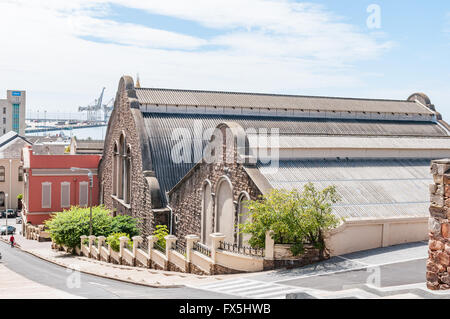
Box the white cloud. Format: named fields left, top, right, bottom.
left=0, top=0, right=394, bottom=113
left=68, top=15, right=207, bottom=50
left=445, top=12, right=450, bottom=33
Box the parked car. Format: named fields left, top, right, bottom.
left=0, top=225, right=15, bottom=235
left=3, top=209, right=16, bottom=218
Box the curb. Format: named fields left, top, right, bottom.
left=0, top=238, right=186, bottom=289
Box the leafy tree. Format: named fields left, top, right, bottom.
left=110, top=214, right=140, bottom=237
left=239, top=183, right=342, bottom=257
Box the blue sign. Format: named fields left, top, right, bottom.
left=12, top=91, right=21, bottom=96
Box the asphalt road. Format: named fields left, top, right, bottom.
left=0, top=241, right=238, bottom=299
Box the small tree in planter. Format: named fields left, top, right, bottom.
left=17, top=193, right=23, bottom=211
left=239, top=183, right=342, bottom=258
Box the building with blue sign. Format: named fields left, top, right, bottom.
left=0, top=90, right=26, bottom=136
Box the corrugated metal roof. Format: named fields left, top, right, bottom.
left=142, top=113, right=446, bottom=206
left=136, top=88, right=433, bottom=115
left=247, top=135, right=450, bottom=150
left=257, top=159, right=431, bottom=219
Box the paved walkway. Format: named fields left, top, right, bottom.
left=0, top=264, right=83, bottom=299
left=1, top=234, right=246, bottom=288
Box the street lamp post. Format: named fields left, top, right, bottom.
left=71, top=167, right=93, bottom=236
left=9, top=159, right=11, bottom=210
left=5, top=193, right=8, bottom=237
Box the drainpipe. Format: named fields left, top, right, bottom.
left=167, top=205, right=173, bottom=235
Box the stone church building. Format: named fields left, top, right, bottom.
left=100, top=75, right=450, bottom=254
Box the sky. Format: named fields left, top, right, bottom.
left=0, top=0, right=449, bottom=119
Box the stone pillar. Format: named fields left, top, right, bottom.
left=97, top=236, right=105, bottom=249
left=97, top=236, right=106, bottom=260
left=185, top=235, right=200, bottom=263
left=119, top=236, right=129, bottom=264
left=428, top=159, right=450, bottom=290
left=132, top=236, right=143, bottom=257
left=165, top=235, right=177, bottom=261
left=263, top=230, right=275, bottom=270
left=210, top=233, right=225, bottom=263
left=80, top=235, right=87, bottom=256
left=147, top=235, right=158, bottom=265
left=265, top=230, right=275, bottom=260
left=88, top=235, right=96, bottom=258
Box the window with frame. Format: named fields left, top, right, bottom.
left=12, top=104, right=19, bottom=133
left=113, top=143, right=118, bottom=196
left=79, top=181, right=89, bottom=207
left=61, top=182, right=70, bottom=208
left=125, top=146, right=131, bottom=204
left=18, top=166, right=23, bottom=182
left=0, top=166, right=5, bottom=182
left=118, top=135, right=125, bottom=199
left=42, top=182, right=51, bottom=208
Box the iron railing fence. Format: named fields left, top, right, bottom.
left=219, top=241, right=265, bottom=257
left=193, top=241, right=211, bottom=257
left=172, top=241, right=186, bottom=256
left=153, top=241, right=166, bottom=254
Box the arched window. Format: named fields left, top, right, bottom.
left=113, top=143, right=118, bottom=196
left=125, top=146, right=131, bottom=204
left=118, top=134, right=125, bottom=199
left=237, top=192, right=251, bottom=247
left=0, top=166, right=5, bottom=182
left=215, top=176, right=234, bottom=243
left=201, top=180, right=213, bottom=245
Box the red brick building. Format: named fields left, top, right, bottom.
left=21, top=145, right=101, bottom=226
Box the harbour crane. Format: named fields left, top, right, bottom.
left=78, top=87, right=114, bottom=123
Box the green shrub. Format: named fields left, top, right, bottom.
left=106, top=232, right=132, bottom=252
left=44, top=206, right=140, bottom=251
left=110, top=214, right=140, bottom=237
left=45, top=206, right=113, bottom=250
left=153, top=225, right=169, bottom=249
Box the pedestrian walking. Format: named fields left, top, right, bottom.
left=9, top=234, right=14, bottom=248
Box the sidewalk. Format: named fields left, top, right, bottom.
left=0, top=234, right=250, bottom=288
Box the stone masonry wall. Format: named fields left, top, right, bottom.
left=99, top=77, right=155, bottom=239
left=428, top=159, right=450, bottom=290
left=168, top=125, right=262, bottom=245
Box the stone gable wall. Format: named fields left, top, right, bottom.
left=99, top=77, right=155, bottom=238
left=428, top=159, right=450, bottom=290
left=169, top=126, right=263, bottom=245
